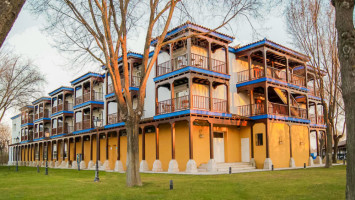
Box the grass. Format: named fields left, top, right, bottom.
left=0, top=165, right=346, bottom=200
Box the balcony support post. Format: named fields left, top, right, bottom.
left=208, top=40, right=212, bottom=71
left=117, top=130, right=120, bottom=160
left=287, top=90, right=291, bottom=117
left=74, top=112, right=76, bottom=132
left=90, top=135, right=93, bottom=161
left=315, top=102, right=319, bottom=124
left=81, top=136, right=84, bottom=161
left=155, top=125, right=159, bottom=160
left=313, top=75, right=316, bottom=96
left=209, top=122, right=214, bottom=159
left=306, top=95, right=309, bottom=119
left=62, top=139, right=65, bottom=161
left=90, top=78, right=93, bottom=101
left=226, top=83, right=230, bottom=113
left=155, top=86, right=159, bottom=114
left=250, top=89, right=254, bottom=116
left=142, top=127, right=145, bottom=160
left=188, top=119, right=193, bottom=160
left=96, top=133, right=100, bottom=163
left=67, top=139, right=70, bottom=163
left=209, top=80, right=213, bottom=111
left=263, top=48, right=267, bottom=78
left=130, top=61, right=134, bottom=87
left=82, top=110, right=84, bottom=130
left=171, top=82, right=175, bottom=112
left=51, top=142, right=54, bottom=161
left=171, top=122, right=176, bottom=160
left=73, top=138, right=76, bottom=161
left=248, top=53, right=252, bottom=80
left=304, top=62, right=308, bottom=87
left=105, top=132, right=108, bottom=160
left=225, top=44, right=229, bottom=74
left=315, top=130, right=319, bottom=156
left=264, top=84, right=269, bottom=114
left=90, top=106, right=92, bottom=129
left=286, top=57, right=290, bottom=83
left=187, top=37, right=192, bottom=66
left=169, top=43, right=174, bottom=70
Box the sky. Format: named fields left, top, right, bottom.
left=2, top=3, right=291, bottom=126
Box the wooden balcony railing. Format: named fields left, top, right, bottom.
left=51, top=128, right=57, bottom=135
left=212, top=98, right=227, bottom=113
left=290, top=73, right=306, bottom=87
left=108, top=113, right=119, bottom=124
left=309, top=87, right=320, bottom=97
left=269, top=102, right=289, bottom=116
left=75, top=92, right=103, bottom=105
left=83, top=119, right=91, bottom=130
left=39, top=110, right=50, bottom=118
left=156, top=95, right=227, bottom=115
left=75, top=122, right=82, bottom=131
left=236, top=104, right=266, bottom=116
left=267, top=67, right=287, bottom=82
left=156, top=53, right=226, bottom=76
left=318, top=115, right=325, bottom=124
left=237, top=67, right=265, bottom=83
left=290, top=106, right=307, bottom=119
left=65, top=124, right=74, bottom=133
left=192, top=95, right=210, bottom=110
left=310, top=114, right=316, bottom=124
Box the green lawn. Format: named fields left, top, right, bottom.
left=0, top=165, right=345, bottom=200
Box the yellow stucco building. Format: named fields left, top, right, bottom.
left=9, top=22, right=326, bottom=173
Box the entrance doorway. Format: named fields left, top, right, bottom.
left=241, top=138, right=250, bottom=162
left=213, top=132, right=225, bottom=162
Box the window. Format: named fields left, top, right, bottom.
left=256, top=133, right=263, bottom=146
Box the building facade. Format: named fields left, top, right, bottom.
left=9, top=22, right=326, bottom=172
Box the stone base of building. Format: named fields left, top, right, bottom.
left=314, top=156, right=323, bottom=165
left=168, top=159, right=179, bottom=173
left=308, top=157, right=314, bottom=166
left=289, top=157, right=296, bottom=168
left=207, top=159, right=217, bottom=172
left=55, top=161, right=61, bottom=168
left=102, top=160, right=110, bottom=170
left=49, top=161, right=55, bottom=168
left=114, top=160, right=124, bottom=172
left=250, top=158, right=256, bottom=167
left=88, top=160, right=95, bottom=169
left=185, top=159, right=198, bottom=173
left=139, top=160, right=149, bottom=172
left=71, top=161, right=78, bottom=169
left=152, top=160, right=163, bottom=172
left=263, top=158, right=273, bottom=170
left=80, top=161, right=86, bottom=169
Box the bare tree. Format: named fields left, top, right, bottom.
left=0, top=49, right=46, bottom=122
left=331, top=0, right=355, bottom=199
left=286, top=0, right=344, bottom=168
left=30, top=0, right=263, bottom=187
left=0, top=123, right=11, bottom=164
left=0, top=0, right=26, bottom=48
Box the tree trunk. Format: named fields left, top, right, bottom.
left=332, top=1, right=355, bottom=199
left=325, top=125, right=333, bottom=168
left=332, top=137, right=339, bottom=164
left=125, top=117, right=142, bottom=187
left=0, top=0, right=26, bottom=48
